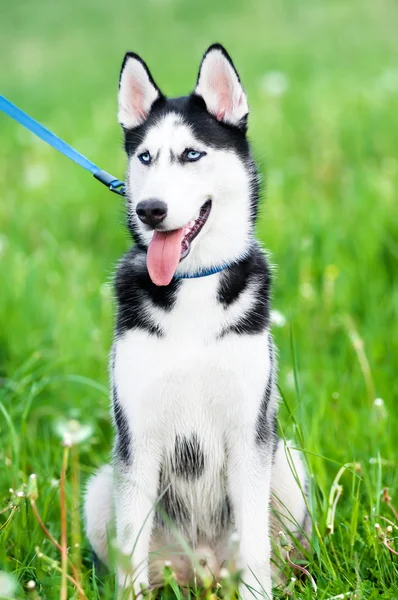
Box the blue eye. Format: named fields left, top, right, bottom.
left=185, top=149, right=203, bottom=162
left=138, top=151, right=151, bottom=165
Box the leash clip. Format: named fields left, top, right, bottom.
left=94, top=170, right=126, bottom=196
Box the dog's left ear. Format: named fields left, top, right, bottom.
left=194, top=44, right=248, bottom=130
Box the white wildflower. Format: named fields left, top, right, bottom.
left=260, top=71, right=289, bottom=97
left=219, top=567, right=230, bottom=579
left=55, top=419, right=93, bottom=446
left=270, top=309, right=286, bottom=328
left=0, top=571, right=16, bottom=596
left=373, top=397, right=387, bottom=420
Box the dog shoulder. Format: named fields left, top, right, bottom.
left=217, top=242, right=272, bottom=336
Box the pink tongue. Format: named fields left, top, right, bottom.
left=147, top=228, right=185, bottom=286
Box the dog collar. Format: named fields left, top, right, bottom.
left=174, top=263, right=230, bottom=279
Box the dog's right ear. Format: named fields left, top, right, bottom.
left=118, top=53, right=163, bottom=129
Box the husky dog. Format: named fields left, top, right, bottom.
left=84, top=44, right=310, bottom=599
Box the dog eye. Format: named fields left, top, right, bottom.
left=184, top=149, right=204, bottom=162
left=138, top=151, right=152, bottom=165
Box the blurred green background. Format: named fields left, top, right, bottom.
left=1, top=0, right=398, bottom=598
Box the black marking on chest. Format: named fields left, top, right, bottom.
left=112, top=385, right=132, bottom=464
left=211, top=494, right=233, bottom=530
left=255, top=335, right=277, bottom=447
left=156, top=472, right=190, bottom=526
left=171, top=434, right=205, bottom=480
left=218, top=244, right=271, bottom=337
left=115, top=247, right=180, bottom=337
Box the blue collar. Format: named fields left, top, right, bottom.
left=174, top=263, right=230, bottom=279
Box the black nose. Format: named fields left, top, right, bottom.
left=136, top=199, right=168, bottom=228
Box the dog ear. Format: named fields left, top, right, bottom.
left=118, top=53, right=163, bottom=129
left=194, top=44, right=248, bottom=130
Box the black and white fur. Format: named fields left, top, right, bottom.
left=84, top=44, right=310, bottom=599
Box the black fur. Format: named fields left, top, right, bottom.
left=255, top=336, right=276, bottom=446
left=213, top=494, right=233, bottom=530
left=218, top=243, right=271, bottom=337
left=172, top=434, right=205, bottom=480
left=115, top=246, right=181, bottom=338
left=113, top=387, right=132, bottom=464
left=156, top=475, right=190, bottom=526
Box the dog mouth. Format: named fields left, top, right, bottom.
left=146, top=200, right=212, bottom=286
left=180, top=200, right=212, bottom=260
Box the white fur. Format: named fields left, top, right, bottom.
left=86, top=436, right=308, bottom=597
left=127, top=113, right=254, bottom=274
left=113, top=276, right=273, bottom=595
left=85, top=275, right=309, bottom=598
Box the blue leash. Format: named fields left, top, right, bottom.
left=0, top=94, right=229, bottom=279
left=0, top=95, right=126, bottom=196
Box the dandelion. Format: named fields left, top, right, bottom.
left=0, top=571, right=16, bottom=597
left=260, top=71, right=289, bottom=97
left=55, top=419, right=93, bottom=446
left=219, top=567, right=230, bottom=579
left=270, top=309, right=286, bottom=328
left=373, top=397, right=387, bottom=420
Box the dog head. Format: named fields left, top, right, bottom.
left=118, top=44, right=259, bottom=286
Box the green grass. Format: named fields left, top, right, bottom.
left=1, top=0, right=398, bottom=597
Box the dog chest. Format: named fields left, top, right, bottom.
left=113, top=274, right=271, bottom=440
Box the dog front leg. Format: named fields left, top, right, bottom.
left=227, top=434, right=273, bottom=600
left=114, top=441, right=161, bottom=597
